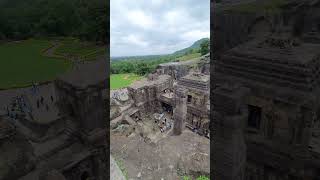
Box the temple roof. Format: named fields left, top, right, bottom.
left=181, top=73, right=210, bottom=83
left=215, top=37, right=320, bottom=93
left=226, top=39, right=320, bottom=66
left=129, top=75, right=171, bottom=90
left=178, top=73, right=210, bottom=91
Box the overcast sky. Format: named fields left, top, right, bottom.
left=110, top=0, right=210, bottom=57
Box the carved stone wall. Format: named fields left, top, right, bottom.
left=157, top=63, right=191, bottom=80
left=127, top=75, right=173, bottom=115
left=54, top=80, right=106, bottom=132
left=212, top=84, right=249, bottom=180
left=62, top=147, right=108, bottom=180
left=173, top=87, right=187, bottom=135
left=213, top=1, right=320, bottom=179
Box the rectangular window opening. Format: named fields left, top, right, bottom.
left=248, top=105, right=261, bottom=129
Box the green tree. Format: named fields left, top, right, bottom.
left=0, top=0, right=107, bottom=44
left=200, top=39, right=210, bottom=55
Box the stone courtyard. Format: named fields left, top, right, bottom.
left=110, top=54, right=210, bottom=179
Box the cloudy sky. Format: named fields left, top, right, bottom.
left=111, top=0, right=210, bottom=57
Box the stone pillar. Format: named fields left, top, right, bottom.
left=212, top=84, right=249, bottom=180
left=173, top=87, right=187, bottom=135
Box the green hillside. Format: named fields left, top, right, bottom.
left=173, top=38, right=209, bottom=55
left=111, top=38, right=209, bottom=77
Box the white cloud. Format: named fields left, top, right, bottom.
left=164, top=9, right=190, bottom=26
left=110, top=0, right=210, bottom=57
left=127, top=10, right=155, bottom=29
left=181, top=30, right=210, bottom=42
left=151, top=0, right=164, bottom=6
left=125, top=34, right=149, bottom=47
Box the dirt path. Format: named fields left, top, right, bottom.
left=43, top=41, right=62, bottom=58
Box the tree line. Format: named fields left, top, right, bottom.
left=0, top=0, right=108, bottom=44
left=111, top=55, right=181, bottom=75
left=111, top=39, right=210, bottom=76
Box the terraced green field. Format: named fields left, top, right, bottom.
left=110, top=73, right=142, bottom=89
left=0, top=38, right=106, bottom=89
left=0, top=39, right=71, bottom=89
left=54, top=37, right=107, bottom=61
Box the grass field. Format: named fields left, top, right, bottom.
left=111, top=73, right=142, bottom=89
left=54, top=37, right=107, bottom=61
left=0, top=37, right=107, bottom=89
left=176, top=53, right=201, bottom=61
left=0, top=39, right=71, bottom=89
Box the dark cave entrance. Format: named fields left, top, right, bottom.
left=162, top=102, right=173, bottom=115
left=80, top=171, right=90, bottom=180
left=67, top=103, right=75, bottom=117
left=248, top=105, right=261, bottom=130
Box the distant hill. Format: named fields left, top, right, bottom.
left=111, top=54, right=167, bottom=62
left=111, top=37, right=209, bottom=62
left=173, top=38, right=209, bottom=55
left=111, top=38, right=209, bottom=75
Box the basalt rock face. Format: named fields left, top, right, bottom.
left=110, top=99, right=121, bottom=120
left=0, top=120, right=35, bottom=180
left=212, top=85, right=248, bottom=180
left=0, top=59, right=109, bottom=180
left=128, top=75, right=173, bottom=114
left=212, top=1, right=320, bottom=179
left=157, top=61, right=197, bottom=80
left=213, top=0, right=320, bottom=57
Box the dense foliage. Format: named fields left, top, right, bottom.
left=0, top=0, right=108, bottom=44
left=200, top=39, right=210, bottom=55
left=111, top=38, right=209, bottom=76
left=111, top=54, right=182, bottom=75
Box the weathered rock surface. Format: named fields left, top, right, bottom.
left=212, top=0, right=320, bottom=179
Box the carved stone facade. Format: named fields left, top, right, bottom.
left=127, top=74, right=173, bottom=114
left=212, top=84, right=248, bottom=180
left=177, top=73, right=210, bottom=136
left=213, top=0, right=320, bottom=179
left=122, top=55, right=210, bottom=137
left=0, top=59, right=108, bottom=180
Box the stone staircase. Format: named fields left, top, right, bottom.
left=32, top=119, right=78, bottom=164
